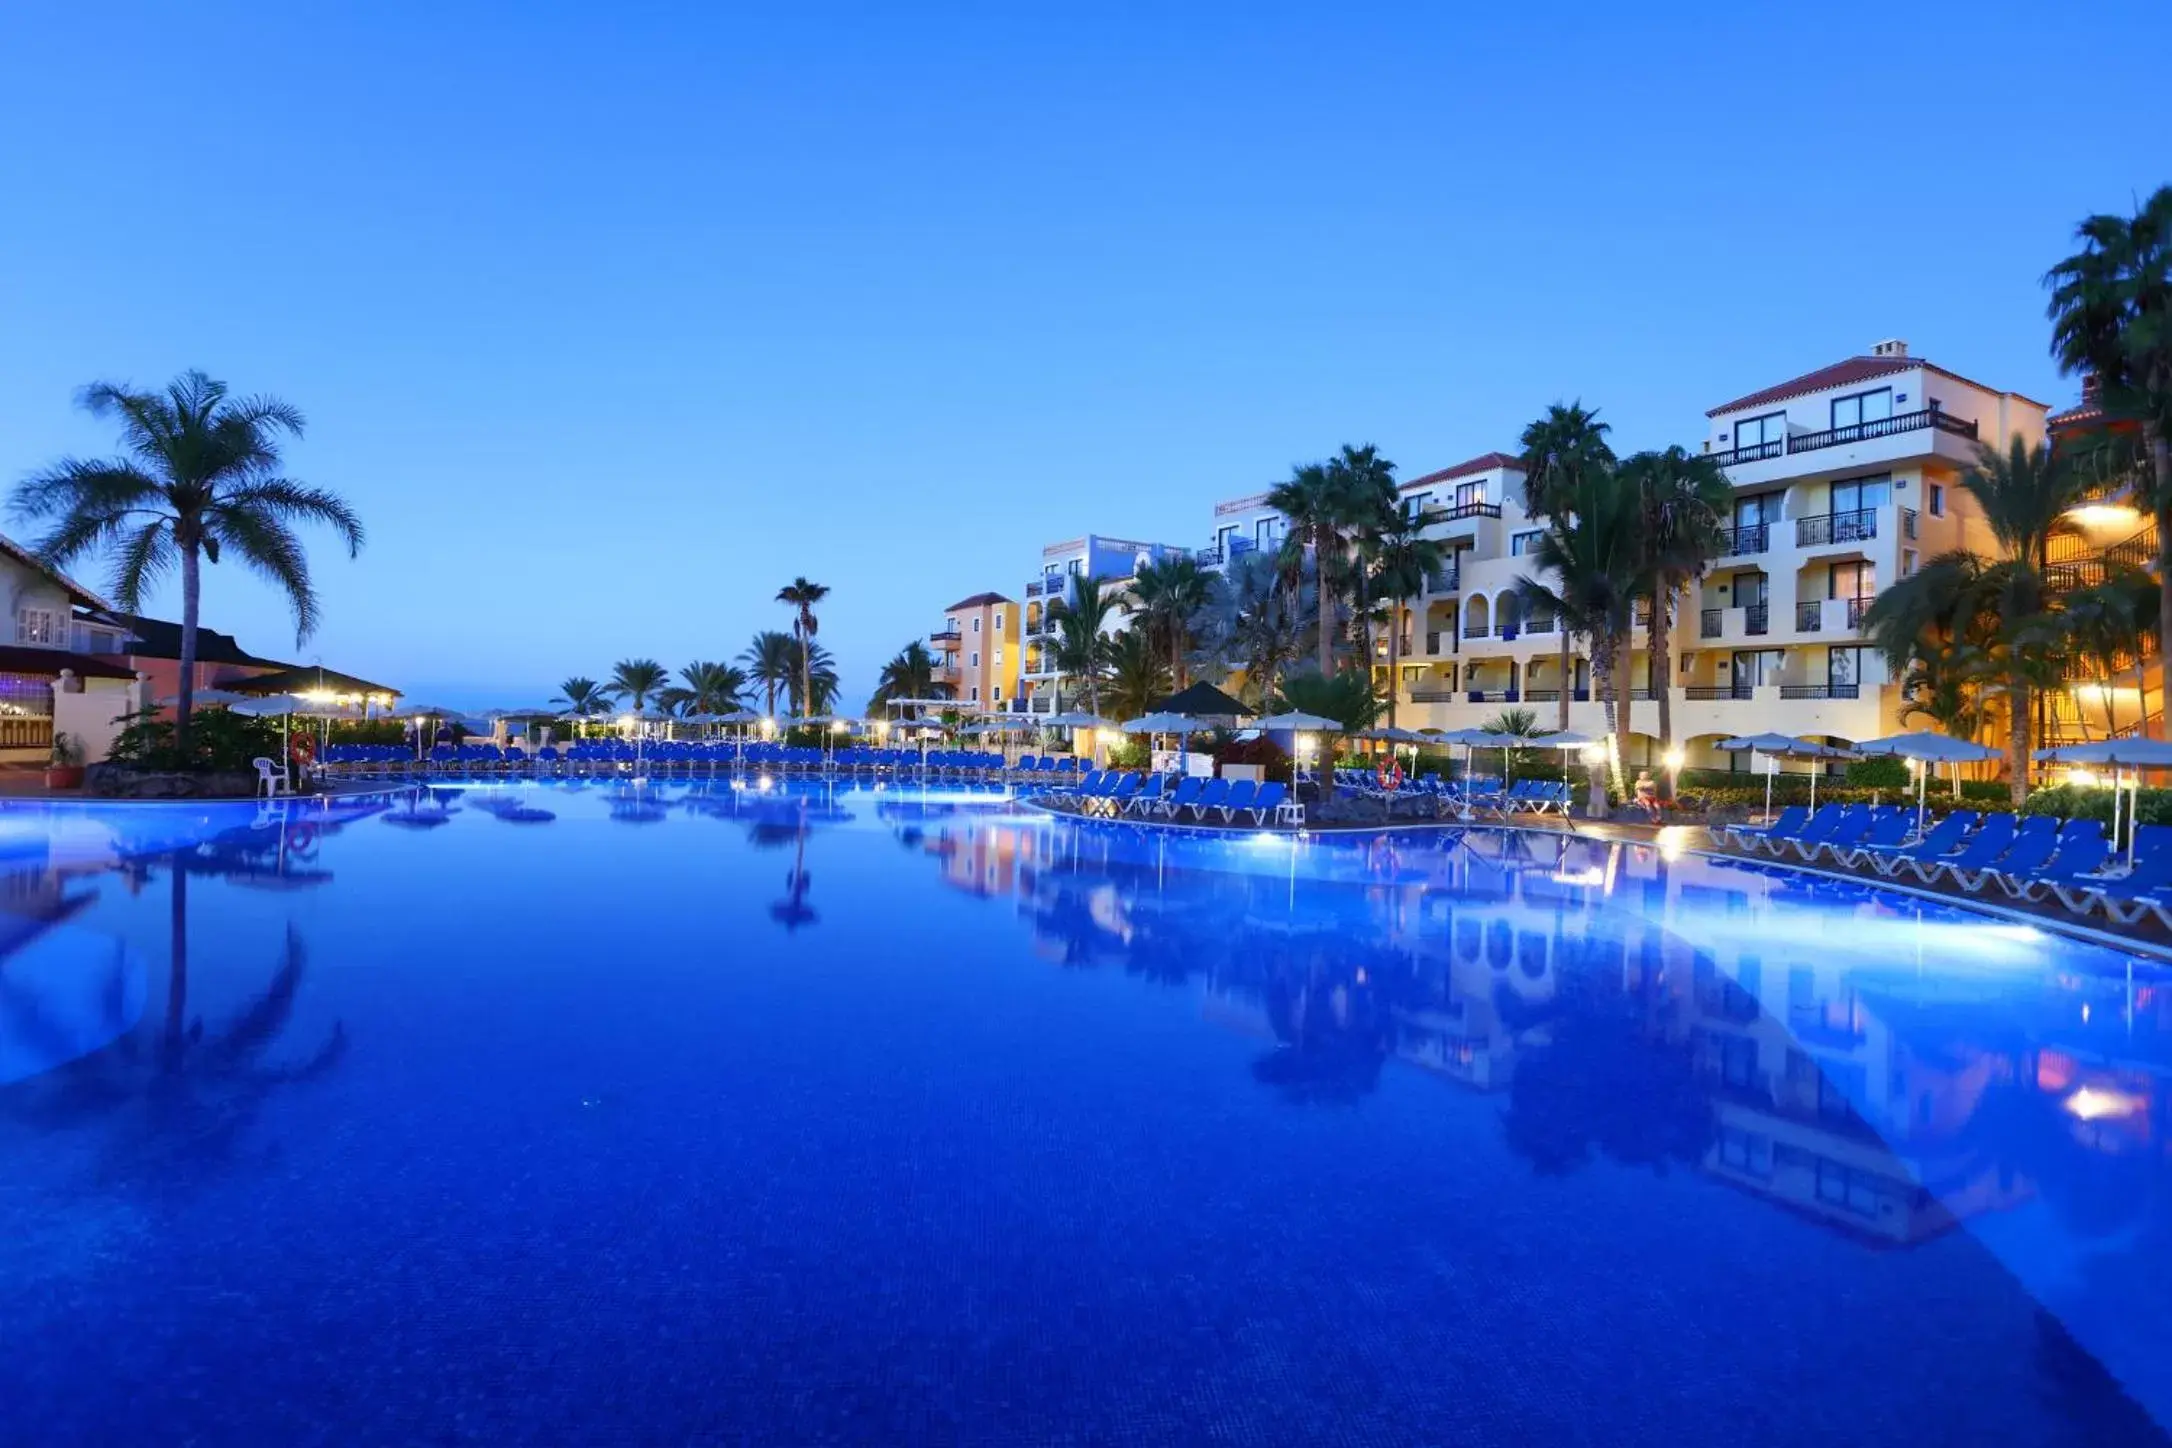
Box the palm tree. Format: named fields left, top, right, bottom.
left=1266, top=461, right=1343, bottom=675
left=787, top=638, right=839, bottom=716
left=1051, top=575, right=1119, bottom=719
left=606, top=658, right=669, bottom=715
left=1104, top=627, right=1173, bottom=723
left=1203, top=552, right=1308, bottom=707
left=1325, top=444, right=1401, bottom=670
left=740, top=630, right=797, bottom=716
left=870, top=640, right=945, bottom=716
left=1276, top=669, right=1380, bottom=734
left=1622, top=446, right=1731, bottom=775
left=1127, top=554, right=1214, bottom=688
left=2046, top=185, right=2172, bottom=729
left=1516, top=466, right=1641, bottom=815
left=1367, top=506, right=1447, bottom=729
left=553, top=676, right=611, bottom=722
left=1519, top=403, right=1617, bottom=730
left=2059, top=566, right=2160, bottom=737
left=11, top=370, right=364, bottom=752
left=659, top=660, right=748, bottom=718
left=776, top=578, right=831, bottom=719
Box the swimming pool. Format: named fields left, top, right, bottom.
left=3, top=781, right=2168, bottom=1446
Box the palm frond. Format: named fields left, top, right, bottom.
left=213, top=478, right=364, bottom=556
left=202, top=504, right=321, bottom=641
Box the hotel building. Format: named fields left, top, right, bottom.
left=931, top=592, right=1021, bottom=709
left=1016, top=534, right=1188, bottom=714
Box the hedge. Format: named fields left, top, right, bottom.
left=2019, top=785, right=2172, bottom=828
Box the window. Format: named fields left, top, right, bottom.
left=1454, top=481, right=1486, bottom=509
left=991, top=685, right=1002, bottom=701
left=1066, top=558, right=1083, bottom=576
left=1828, top=562, right=1873, bottom=599
left=969, top=652, right=980, bottom=668
left=1902, top=548, right=1917, bottom=576
left=1217, top=524, right=1239, bottom=554
left=1830, top=388, right=1893, bottom=430
left=994, top=649, right=1004, bottom=666
left=1403, top=492, right=1431, bottom=520
left=1510, top=530, right=1541, bottom=556
left=1732, top=411, right=1787, bottom=450
left=1256, top=518, right=1275, bottom=548
left=14, top=608, right=56, bottom=646
left=1928, top=482, right=1944, bottom=516
left=969, top=686, right=979, bottom=701
left=1734, top=494, right=1777, bottom=527
left=995, top=614, right=1004, bottom=632
left=1829, top=474, right=1890, bottom=515
left=1717, top=1127, right=1772, bottom=1178
left=1828, top=646, right=1863, bottom=687
left=971, top=617, right=981, bottom=634
left=1814, top=1159, right=1895, bottom=1220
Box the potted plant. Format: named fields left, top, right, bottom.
left=46, top=731, right=86, bottom=790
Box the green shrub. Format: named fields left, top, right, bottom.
left=105, top=707, right=287, bottom=773
left=1101, top=738, right=1148, bottom=770
left=327, top=719, right=408, bottom=745
left=2022, top=785, right=2172, bottom=827
left=1845, top=755, right=1910, bottom=789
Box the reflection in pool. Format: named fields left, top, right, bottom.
left=0, top=782, right=2167, bottom=1446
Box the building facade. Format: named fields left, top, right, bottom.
left=0, top=535, right=147, bottom=762
left=931, top=592, right=1020, bottom=709
left=1017, top=534, right=1187, bottom=713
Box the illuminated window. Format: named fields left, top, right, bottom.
left=14, top=609, right=56, bottom=646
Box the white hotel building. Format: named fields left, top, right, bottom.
left=1199, top=340, right=2055, bottom=768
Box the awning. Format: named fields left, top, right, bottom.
left=1155, top=681, right=1249, bottom=718
left=228, top=665, right=400, bottom=699
left=0, top=646, right=135, bottom=681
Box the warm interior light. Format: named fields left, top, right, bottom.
left=2067, top=503, right=2140, bottom=529
left=2065, top=1085, right=2144, bottom=1122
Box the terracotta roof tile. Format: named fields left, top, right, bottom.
left=1706, top=357, right=1917, bottom=417
left=1401, top=452, right=1523, bottom=490
left=944, top=591, right=1013, bottom=611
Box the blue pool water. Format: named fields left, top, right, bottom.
left=2, top=780, right=2169, bottom=1446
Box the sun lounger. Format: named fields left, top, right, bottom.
left=1904, top=814, right=2017, bottom=883
left=2007, top=826, right=2111, bottom=901
left=1214, top=778, right=1259, bottom=822
left=1719, top=805, right=1808, bottom=852
left=1157, top=776, right=1205, bottom=819
left=1863, top=811, right=1977, bottom=875
left=1824, top=808, right=1915, bottom=868
left=1186, top=777, right=1231, bottom=822
left=1944, top=827, right=2061, bottom=894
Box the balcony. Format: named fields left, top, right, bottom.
left=1710, top=407, right=1977, bottom=468
left=1685, top=685, right=1753, bottom=701
left=1846, top=595, right=1869, bottom=629
left=1779, top=684, right=1861, bottom=700
left=930, top=628, right=960, bottom=645
left=1796, top=510, right=1878, bottom=548
left=1745, top=603, right=1769, bottom=636
left=1425, top=630, right=1448, bottom=654
left=1631, top=602, right=1653, bottom=630
left=1408, top=688, right=1460, bottom=704
left=1526, top=614, right=1557, bottom=635
left=1465, top=622, right=1491, bottom=639
left=1426, top=566, right=1459, bottom=594
left=1440, top=501, right=1503, bottom=522
left=1700, top=608, right=1721, bottom=639
left=1720, top=523, right=1769, bottom=557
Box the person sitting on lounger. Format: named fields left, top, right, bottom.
left=1633, top=771, right=1661, bottom=823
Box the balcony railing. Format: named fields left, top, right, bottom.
left=1441, top=501, right=1503, bottom=522
left=1465, top=622, right=1491, bottom=638
left=1408, top=688, right=1460, bottom=703
left=1426, top=567, right=1459, bottom=593
left=930, top=629, right=960, bottom=644
left=1465, top=690, right=1517, bottom=703
left=1845, top=595, right=1869, bottom=628
left=1425, top=630, right=1447, bottom=654
left=1796, top=601, right=1822, bottom=632
left=1900, top=507, right=1918, bottom=540
left=1796, top=510, right=1878, bottom=548
left=1685, top=685, right=1753, bottom=701
left=1780, top=683, right=1861, bottom=700
left=1720, top=522, right=1769, bottom=557
left=1744, top=603, right=1769, bottom=635
left=1700, top=608, right=1721, bottom=639
left=1711, top=407, right=1978, bottom=468
left=1526, top=614, right=1557, bottom=634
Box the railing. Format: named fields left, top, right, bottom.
left=1900, top=507, right=1918, bottom=540
left=1685, top=685, right=1753, bottom=701
left=1629, top=687, right=1657, bottom=701
left=1796, top=601, right=1822, bottom=632
left=1466, top=690, right=1517, bottom=703
left=1780, top=683, right=1861, bottom=700
left=1426, top=567, right=1459, bottom=593
left=1709, top=439, right=1785, bottom=467
left=1465, top=622, right=1491, bottom=638
left=1524, top=688, right=1559, bottom=702
left=1700, top=608, right=1721, bottom=639
left=1720, top=522, right=1769, bottom=556
left=930, top=629, right=960, bottom=644
left=1796, top=509, right=1878, bottom=548
left=1526, top=614, right=1557, bottom=634
left=1846, top=595, right=1869, bottom=628
left=0, top=716, right=52, bottom=749
left=1744, top=603, right=1769, bottom=635
left=1408, top=688, right=1460, bottom=703
left=1025, top=580, right=1050, bottom=597
left=1631, top=602, right=1653, bottom=629
left=1441, top=501, right=1503, bottom=522
left=1785, top=407, right=1978, bottom=456
left=1425, top=630, right=1447, bottom=654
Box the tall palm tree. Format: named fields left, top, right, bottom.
left=11, top=370, right=364, bottom=752
left=1104, top=626, right=1173, bottom=723
left=1326, top=444, right=1401, bottom=670
left=1266, top=461, right=1343, bottom=675
left=1367, top=506, right=1447, bottom=729
left=740, top=630, right=798, bottom=717
left=2046, top=184, right=2172, bottom=731
left=787, top=638, right=839, bottom=716
left=1051, top=575, right=1119, bottom=719
left=1622, top=446, right=1731, bottom=773
left=1200, top=551, right=1307, bottom=707
left=1516, top=466, right=1642, bottom=815
left=1127, top=554, right=1214, bottom=688
left=553, top=676, right=611, bottom=720
left=776, top=578, right=831, bottom=719
left=1519, top=403, right=1617, bottom=730
left=606, top=658, right=669, bottom=715
left=870, top=639, right=945, bottom=716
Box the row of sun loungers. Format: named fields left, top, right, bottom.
left=1326, top=769, right=1573, bottom=816
left=317, top=743, right=1085, bottom=782
left=1043, top=772, right=1306, bottom=827
left=1714, top=802, right=2172, bottom=928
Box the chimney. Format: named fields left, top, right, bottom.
left=1871, top=338, right=1909, bottom=359
left=2081, top=374, right=2102, bottom=404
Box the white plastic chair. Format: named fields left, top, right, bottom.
left=252, top=756, right=291, bottom=798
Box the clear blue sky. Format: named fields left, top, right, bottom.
left=3, top=2, right=2166, bottom=710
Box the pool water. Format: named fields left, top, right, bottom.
left=2, top=781, right=2168, bottom=1446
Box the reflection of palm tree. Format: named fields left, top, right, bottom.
left=770, top=811, right=817, bottom=931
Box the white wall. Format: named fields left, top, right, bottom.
left=52, top=673, right=149, bottom=764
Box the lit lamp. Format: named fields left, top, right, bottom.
left=1580, top=743, right=1607, bottom=766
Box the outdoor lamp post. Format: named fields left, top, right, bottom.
left=1662, top=745, right=1685, bottom=797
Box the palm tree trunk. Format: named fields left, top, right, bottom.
left=176, top=540, right=202, bottom=756
left=2007, top=676, right=2030, bottom=807
left=798, top=619, right=812, bottom=719
left=1611, top=627, right=1633, bottom=810
left=1586, top=638, right=1615, bottom=817
left=1171, top=623, right=1185, bottom=692
left=1385, top=610, right=1401, bottom=730
left=2153, top=424, right=2171, bottom=739
left=1316, top=533, right=1334, bottom=676
left=1652, top=580, right=1675, bottom=798
left=1557, top=632, right=1571, bottom=732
